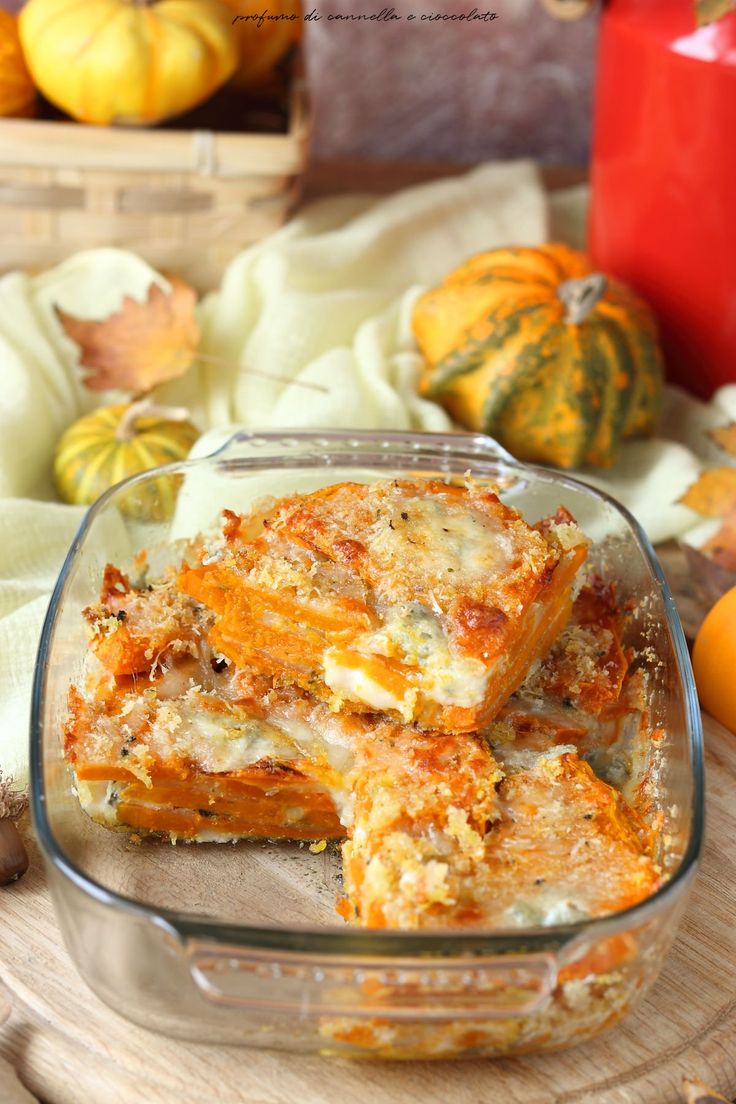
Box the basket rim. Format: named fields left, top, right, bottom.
left=0, top=55, right=309, bottom=178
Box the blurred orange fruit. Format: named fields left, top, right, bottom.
left=0, top=11, right=36, bottom=119
left=693, top=585, right=736, bottom=733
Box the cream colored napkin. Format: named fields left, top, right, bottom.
left=0, top=161, right=729, bottom=786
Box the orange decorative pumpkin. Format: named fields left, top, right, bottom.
left=18, top=0, right=238, bottom=126
left=0, top=12, right=36, bottom=119
left=413, top=244, right=664, bottom=470
left=222, top=0, right=301, bottom=88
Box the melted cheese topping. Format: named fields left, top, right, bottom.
left=73, top=677, right=364, bottom=772
left=323, top=655, right=411, bottom=716
left=325, top=604, right=490, bottom=711
left=341, top=740, right=661, bottom=932
left=472, top=747, right=661, bottom=928
left=365, top=492, right=520, bottom=604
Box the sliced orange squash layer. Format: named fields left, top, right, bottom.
left=178, top=481, right=588, bottom=732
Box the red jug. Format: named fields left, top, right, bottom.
left=589, top=0, right=736, bottom=398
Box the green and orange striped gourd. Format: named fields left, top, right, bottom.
left=54, top=401, right=200, bottom=519
left=412, top=244, right=664, bottom=469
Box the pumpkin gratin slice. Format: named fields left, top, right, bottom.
left=69, top=561, right=358, bottom=842
left=339, top=732, right=661, bottom=932
left=64, top=681, right=362, bottom=843
left=178, top=479, right=588, bottom=733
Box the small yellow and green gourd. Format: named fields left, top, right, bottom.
left=54, top=401, right=200, bottom=520
left=412, top=243, right=664, bottom=469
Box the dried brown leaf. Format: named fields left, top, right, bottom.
left=55, top=275, right=200, bottom=393
left=680, top=467, right=736, bottom=518
left=682, top=1075, right=731, bottom=1103
left=709, top=422, right=736, bottom=457
left=680, top=418, right=736, bottom=590
left=695, top=0, right=736, bottom=26
left=682, top=541, right=736, bottom=609
left=702, top=508, right=736, bottom=573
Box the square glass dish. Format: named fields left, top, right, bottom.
left=31, top=430, right=703, bottom=1059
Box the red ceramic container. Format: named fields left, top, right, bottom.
left=589, top=0, right=736, bottom=398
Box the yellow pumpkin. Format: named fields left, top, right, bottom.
left=18, top=0, right=238, bottom=126
left=0, top=12, right=36, bottom=118
left=54, top=402, right=200, bottom=520
left=413, top=244, right=664, bottom=470
left=222, top=0, right=301, bottom=88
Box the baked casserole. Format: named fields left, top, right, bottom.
left=63, top=476, right=661, bottom=938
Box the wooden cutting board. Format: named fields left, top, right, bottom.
left=0, top=711, right=734, bottom=1104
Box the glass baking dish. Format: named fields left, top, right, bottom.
left=30, top=430, right=703, bottom=1059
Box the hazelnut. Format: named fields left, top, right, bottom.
left=0, top=820, right=29, bottom=886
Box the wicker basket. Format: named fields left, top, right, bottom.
left=0, top=73, right=309, bottom=291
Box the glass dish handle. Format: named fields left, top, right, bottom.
left=205, top=428, right=517, bottom=467
left=185, top=941, right=557, bottom=1021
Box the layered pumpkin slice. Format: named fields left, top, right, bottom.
left=67, top=561, right=359, bottom=841
left=64, top=680, right=359, bottom=842
left=498, top=574, right=635, bottom=753
left=339, top=726, right=504, bottom=928
left=326, top=730, right=662, bottom=1061
left=338, top=575, right=660, bottom=931
left=340, top=734, right=661, bottom=932
left=178, top=479, right=588, bottom=733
